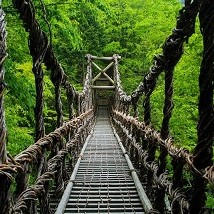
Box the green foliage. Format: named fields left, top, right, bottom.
left=206, top=188, right=214, bottom=210
left=5, top=104, right=34, bottom=156
left=4, top=61, right=35, bottom=155
left=150, top=19, right=202, bottom=150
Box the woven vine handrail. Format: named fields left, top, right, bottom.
left=12, top=109, right=94, bottom=213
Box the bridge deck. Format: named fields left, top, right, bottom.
left=56, top=107, right=145, bottom=213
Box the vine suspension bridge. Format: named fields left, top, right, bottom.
left=0, top=1, right=213, bottom=214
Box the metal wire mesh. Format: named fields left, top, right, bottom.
left=64, top=107, right=144, bottom=213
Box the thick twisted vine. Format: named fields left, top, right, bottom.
left=189, top=1, right=214, bottom=213
left=131, top=0, right=202, bottom=103
left=78, top=56, right=93, bottom=114
left=156, top=68, right=174, bottom=212
left=11, top=1, right=78, bottom=194
left=113, top=54, right=131, bottom=113
left=0, top=6, right=11, bottom=213
left=13, top=0, right=48, bottom=140
left=13, top=0, right=77, bottom=129
left=0, top=5, right=7, bottom=165
left=131, top=0, right=202, bottom=132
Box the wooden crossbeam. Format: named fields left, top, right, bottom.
left=92, top=61, right=115, bottom=85
left=92, top=61, right=102, bottom=71
left=91, top=85, right=115, bottom=89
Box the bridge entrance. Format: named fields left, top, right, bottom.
left=86, top=55, right=119, bottom=106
